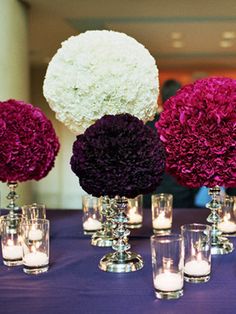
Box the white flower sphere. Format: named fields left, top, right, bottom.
left=43, top=30, right=159, bottom=134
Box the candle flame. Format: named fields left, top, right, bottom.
left=223, top=213, right=231, bottom=222
left=7, top=239, right=14, bottom=246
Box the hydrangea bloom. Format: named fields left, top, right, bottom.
left=71, top=113, right=165, bottom=198
left=156, top=77, right=236, bottom=188
left=43, top=30, right=159, bottom=134
left=0, top=99, right=60, bottom=182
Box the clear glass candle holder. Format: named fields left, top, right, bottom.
left=126, top=195, right=143, bottom=229
left=218, top=195, right=236, bottom=236
left=152, top=194, right=173, bottom=234
left=1, top=215, right=23, bottom=266
left=181, top=223, right=211, bottom=283
left=82, top=195, right=102, bottom=235
left=22, top=203, right=46, bottom=220
left=22, top=219, right=49, bottom=275
left=150, top=234, right=184, bottom=299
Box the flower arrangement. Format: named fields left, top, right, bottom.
left=71, top=113, right=165, bottom=198
left=0, top=99, right=60, bottom=182
left=156, top=77, right=236, bottom=188
left=43, top=30, right=159, bottom=134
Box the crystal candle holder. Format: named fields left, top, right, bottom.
left=152, top=194, right=173, bottom=234
left=82, top=195, right=102, bottom=235
left=218, top=195, right=236, bottom=236
left=181, top=223, right=211, bottom=283
left=1, top=215, right=23, bottom=266
left=22, top=203, right=46, bottom=220
left=22, top=219, right=49, bottom=275
left=126, top=195, right=143, bottom=229
left=150, top=234, right=184, bottom=299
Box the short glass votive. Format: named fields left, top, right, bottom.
left=218, top=195, right=236, bottom=236
left=150, top=234, right=184, bottom=300
left=22, top=203, right=46, bottom=220
left=82, top=195, right=102, bottom=235
left=21, top=219, right=49, bottom=275
left=152, top=194, right=173, bottom=234
left=181, top=223, right=211, bottom=283
left=126, top=195, right=143, bottom=229
left=1, top=215, right=23, bottom=266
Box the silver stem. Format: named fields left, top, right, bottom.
left=6, top=182, right=19, bottom=218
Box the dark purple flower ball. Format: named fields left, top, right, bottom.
left=71, top=113, right=165, bottom=198
left=0, top=99, right=60, bottom=182
left=156, top=77, right=236, bottom=188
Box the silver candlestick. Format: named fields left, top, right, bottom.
left=99, top=196, right=144, bottom=272
left=206, top=186, right=233, bottom=254
left=6, top=182, right=20, bottom=218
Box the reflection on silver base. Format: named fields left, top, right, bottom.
left=99, top=251, right=144, bottom=273
left=211, top=237, right=234, bottom=255
left=127, top=223, right=142, bottom=229
left=91, top=232, right=113, bottom=247
left=3, top=258, right=22, bottom=267
left=155, top=288, right=183, bottom=299
left=23, top=264, right=49, bottom=275
left=153, top=228, right=171, bottom=235
left=83, top=229, right=100, bottom=235
left=184, top=273, right=210, bottom=283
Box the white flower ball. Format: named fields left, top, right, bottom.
left=43, top=30, right=159, bottom=134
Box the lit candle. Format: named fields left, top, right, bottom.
left=24, top=251, right=48, bottom=266
left=127, top=207, right=142, bottom=224
left=83, top=217, right=102, bottom=231
left=154, top=272, right=183, bottom=292
left=2, top=240, right=22, bottom=260
left=29, top=228, right=43, bottom=241
left=184, top=255, right=210, bottom=276
left=153, top=212, right=171, bottom=230
left=218, top=215, right=236, bottom=233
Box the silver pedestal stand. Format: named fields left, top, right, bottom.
left=206, top=186, right=234, bottom=255
left=91, top=196, right=115, bottom=247
left=99, top=196, right=144, bottom=272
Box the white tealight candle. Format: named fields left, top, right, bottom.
left=2, top=245, right=23, bottom=260
left=154, top=272, right=183, bottom=292
left=127, top=207, right=142, bottom=224
left=153, top=213, right=171, bottom=230
left=83, top=217, right=102, bottom=231
left=29, top=229, right=43, bottom=241
left=24, top=251, right=48, bottom=266
left=184, top=259, right=210, bottom=276
left=218, top=220, right=236, bottom=234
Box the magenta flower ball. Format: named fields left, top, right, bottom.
left=0, top=99, right=60, bottom=182
left=156, top=77, right=236, bottom=188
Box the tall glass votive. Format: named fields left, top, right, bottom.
left=152, top=194, right=173, bottom=234
left=82, top=195, right=102, bottom=235
left=150, top=234, right=184, bottom=299
left=181, top=224, right=211, bottom=283
left=22, top=203, right=46, bottom=220
left=218, top=195, right=236, bottom=236
left=22, top=219, right=49, bottom=274
left=126, top=195, right=143, bottom=229
left=1, top=215, right=23, bottom=266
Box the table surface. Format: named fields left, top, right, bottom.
left=0, top=208, right=235, bottom=314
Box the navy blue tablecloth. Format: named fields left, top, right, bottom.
left=0, top=208, right=235, bottom=314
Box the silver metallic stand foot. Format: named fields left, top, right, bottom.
left=99, top=196, right=144, bottom=272
left=206, top=186, right=234, bottom=255
left=91, top=196, right=115, bottom=247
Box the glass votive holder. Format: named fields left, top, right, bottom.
left=152, top=194, right=173, bottom=234
left=1, top=215, right=23, bottom=266
left=126, top=195, right=143, bottom=229
left=22, top=203, right=46, bottom=220
left=21, top=219, right=49, bottom=275
left=82, top=195, right=102, bottom=235
left=150, top=234, right=184, bottom=299
left=181, top=223, right=211, bottom=283
left=218, top=195, right=236, bottom=236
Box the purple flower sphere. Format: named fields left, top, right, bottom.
left=0, top=99, right=60, bottom=182
left=156, top=77, right=236, bottom=188
left=71, top=113, right=165, bottom=198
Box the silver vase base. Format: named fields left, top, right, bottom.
left=155, top=288, right=183, bottom=299
left=184, top=273, right=210, bottom=283
left=91, top=234, right=113, bottom=247
left=99, top=251, right=144, bottom=273
left=211, top=237, right=234, bottom=255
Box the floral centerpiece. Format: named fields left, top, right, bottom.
left=43, top=30, right=159, bottom=134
